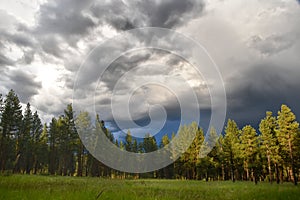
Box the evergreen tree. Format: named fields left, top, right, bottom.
left=159, top=134, right=173, bottom=179
left=15, top=102, right=33, bottom=173
left=276, top=105, right=299, bottom=185
left=201, top=127, right=219, bottom=181
left=143, top=133, right=158, bottom=153
left=160, top=134, right=170, bottom=148
left=119, top=141, right=125, bottom=150
left=223, top=119, right=240, bottom=182
left=34, top=123, right=48, bottom=174
left=177, top=123, right=203, bottom=179
left=125, top=130, right=133, bottom=152
left=49, top=117, right=59, bottom=175
left=0, top=89, right=23, bottom=171
left=62, top=104, right=78, bottom=176
left=31, top=111, right=44, bottom=174
left=240, top=125, right=259, bottom=183
left=259, top=111, right=281, bottom=184
left=216, top=134, right=226, bottom=180
left=0, top=93, right=3, bottom=122
left=132, top=139, right=138, bottom=153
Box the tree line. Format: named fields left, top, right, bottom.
left=0, top=89, right=299, bottom=185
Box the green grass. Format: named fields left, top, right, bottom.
left=0, top=175, right=299, bottom=200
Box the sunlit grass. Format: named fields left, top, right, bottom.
left=0, top=175, right=299, bottom=200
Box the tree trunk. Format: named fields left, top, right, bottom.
left=245, top=162, right=249, bottom=181
left=221, top=164, right=225, bottom=181
left=288, top=139, right=297, bottom=185
left=206, top=169, right=209, bottom=182
left=230, top=154, right=235, bottom=182
left=275, top=163, right=280, bottom=184
left=253, top=167, right=258, bottom=185
left=280, top=166, right=284, bottom=184
left=267, top=154, right=272, bottom=183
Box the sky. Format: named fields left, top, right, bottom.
left=0, top=0, right=300, bottom=140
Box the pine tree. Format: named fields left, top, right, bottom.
left=178, top=123, right=203, bottom=179
left=132, top=139, right=138, bottom=153
left=143, top=133, right=158, bottom=153
left=200, top=127, right=219, bottom=181
left=276, top=105, right=299, bottom=185
left=159, top=134, right=173, bottom=179
left=75, top=111, right=92, bottom=176
left=15, top=102, right=33, bottom=173
left=0, top=93, right=3, bottom=170
left=240, top=125, right=259, bottom=183
left=63, top=104, right=78, bottom=176
left=49, top=117, right=59, bottom=175
left=160, top=134, right=170, bottom=148
left=0, top=93, right=3, bottom=123
left=223, top=119, right=240, bottom=182
left=0, top=89, right=23, bottom=171
left=216, top=134, right=226, bottom=180
left=31, top=111, right=43, bottom=174
left=125, top=130, right=133, bottom=152
left=34, top=123, right=48, bottom=174
left=259, top=111, right=281, bottom=184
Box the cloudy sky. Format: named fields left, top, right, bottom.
left=1, top=0, right=300, bottom=138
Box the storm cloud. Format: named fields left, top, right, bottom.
left=1, top=70, right=42, bottom=102
left=0, top=0, right=299, bottom=136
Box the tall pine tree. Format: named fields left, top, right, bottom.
left=0, top=89, right=23, bottom=171
left=276, top=105, right=299, bottom=185
left=259, top=111, right=281, bottom=184
left=223, top=119, right=240, bottom=182
left=240, top=125, right=259, bottom=183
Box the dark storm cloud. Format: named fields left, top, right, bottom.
left=90, top=0, right=204, bottom=29
left=226, top=64, right=300, bottom=127
left=36, top=0, right=96, bottom=40
left=99, top=50, right=153, bottom=90
left=32, top=0, right=205, bottom=60
left=73, top=47, right=158, bottom=94
left=5, top=70, right=42, bottom=103
left=0, top=0, right=206, bottom=66
left=34, top=0, right=204, bottom=45
left=137, top=0, right=204, bottom=28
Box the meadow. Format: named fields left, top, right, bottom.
left=0, top=175, right=299, bottom=200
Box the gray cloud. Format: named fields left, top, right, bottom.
left=90, top=0, right=204, bottom=30
left=6, top=32, right=35, bottom=48
left=0, top=10, right=37, bottom=67
left=226, top=64, right=300, bottom=127
left=20, top=50, right=35, bottom=65
left=30, top=0, right=205, bottom=63
left=35, top=0, right=96, bottom=40
left=137, top=0, right=204, bottom=28
left=3, top=70, right=42, bottom=103
left=248, top=34, right=295, bottom=56
left=39, top=35, right=64, bottom=58
left=0, top=54, right=14, bottom=66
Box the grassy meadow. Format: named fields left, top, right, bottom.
left=0, top=175, right=300, bottom=200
